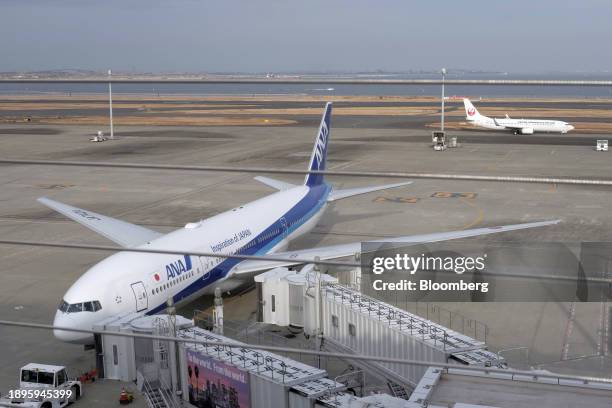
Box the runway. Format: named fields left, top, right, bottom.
left=2, top=94, right=612, bottom=130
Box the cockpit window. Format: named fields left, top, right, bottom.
left=58, top=299, right=102, bottom=313
left=58, top=300, right=69, bottom=313
left=67, top=303, right=83, bottom=313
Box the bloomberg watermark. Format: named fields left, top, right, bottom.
left=360, top=242, right=612, bottom=302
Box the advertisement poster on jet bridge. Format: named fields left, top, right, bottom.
left=187, top=349, right=251, bottom=408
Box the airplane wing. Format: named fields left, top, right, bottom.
left=254, top=176, right=297, bottom=191
left=501, top=124, right=535, bottom=135
left=38, top=197, right=163, bottom=248
left=493, top=119, right=530, bottom=133
left=327, top=181, right=413, bottom=202
left=232, top=219, right=560, bottom=274
left=502, top=124, right=523, bottom=130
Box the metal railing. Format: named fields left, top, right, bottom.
left=2, top=319, right=612, bottom=388
left=158, top=375, right=180, bottom=408
left=2, top=77, right=612, bottom=86
left=179, top=325, right=321, bottom=384
left=4, top=159, right=612, bottom=188
left=322, top=283, right=468, bottom=351
left=193, top=309, right=319, bottom=366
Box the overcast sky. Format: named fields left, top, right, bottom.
left=1, top=1, right=611, bottom=73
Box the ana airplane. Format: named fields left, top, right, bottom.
left=46, top=102, right=559, bottom=344
left=463, top=98, right=574, bottom=135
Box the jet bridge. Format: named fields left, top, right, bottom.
left=320, top=283, right=504, bottom=386
left=254, top=266, right=505, bottom=388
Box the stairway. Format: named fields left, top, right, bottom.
left=388, top=381, right=410, bottom=400
left=145, top=387, right=167, bottom=408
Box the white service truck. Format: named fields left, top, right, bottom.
left=0, top=364, right=82, bottom=408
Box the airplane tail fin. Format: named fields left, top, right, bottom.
left=304, top=102, right=332, bottom=187
left=463, top=98, right=482, bottom=121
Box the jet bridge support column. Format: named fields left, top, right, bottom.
left=314, top=257, right=325, bottom=369
left=213, top=287, right=224, bottom=335
left=166, top=298, right=182, bottom=404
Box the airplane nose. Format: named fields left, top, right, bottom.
left=53, top=310, right=94, bottom=344
left=568, top=125, right=575, bottom=131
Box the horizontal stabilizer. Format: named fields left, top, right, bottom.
left=254, top=176, right=296, bottom=191
left=328, top=181, right=412, bottom=202
left=233, top=219, right=560, bottom=275
left=38, top=197, right=162, bottom=248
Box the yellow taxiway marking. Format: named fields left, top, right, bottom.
left=459, top=196, right=484, bottom=229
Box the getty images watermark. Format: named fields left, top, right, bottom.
left=360, top=242, right=612, bottom=302
left=371, top=252, right=489, bottom=293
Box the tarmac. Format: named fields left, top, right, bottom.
left=1, top=108, right=611, bottom=394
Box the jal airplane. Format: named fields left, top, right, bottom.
left=46, top=103, right=559, bottom=344
left=463, top=98, right=574, bottom=134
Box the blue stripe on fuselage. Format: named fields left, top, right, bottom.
left=146, top=183, right=331, bottom=315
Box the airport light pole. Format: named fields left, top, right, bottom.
left=440, top=68, right=446, bottom=132
left=108, top=69, right=114, bottom=140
